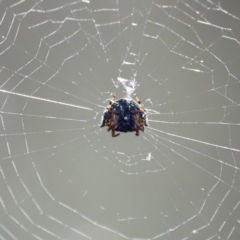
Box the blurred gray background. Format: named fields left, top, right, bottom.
left=0, top=0, right=240, bottom=239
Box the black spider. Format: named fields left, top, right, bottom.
left=101, top=93, right=147, bottom=137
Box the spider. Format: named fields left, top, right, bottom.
left=100, top=93, right=147, bottom=137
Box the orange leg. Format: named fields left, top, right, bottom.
left=101, top=94, right=117, bottom=128
left=131, top=92, right=143, bottom=114
left=106, top=93, right=117, bottom=111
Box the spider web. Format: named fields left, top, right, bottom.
left=0, top=0, right=240, bottom=239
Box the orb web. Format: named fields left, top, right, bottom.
left=0, top=0, right=240, bottom=240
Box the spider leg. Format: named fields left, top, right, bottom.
left=107, top=125, right=113, bottom=131
left=134, top=118, right=144, bottom=134
left=142, top=110, right=148, bottom=126
left=109, top=92, right=117, bottom=103
left=111, top=92, right=117, bottom=100
left=101, top=113, right=108, bottom=127
left=101, top=93, right=117, bottom=128
left=100, top=122, right=105, bottom=128
left=132, top=118, right=141, bottom=136
left=139, top=125, right=144, bottom=132
left=142, top=109, right=147, bottom=118
left=106, top=93, right=117, bottom=111
left=135, top=128, right=139, bottom=136
left=100, top=112, right=107, bottom=128
left=109, top=110, right=120, bottom=115
left=101, top=111, right=113, bottom=128
left=107, top=118, right=120, bottom=137
left=107, top=118, right=118, bottom=131
left=131, top=92, right=144, bottom=113
left=111, top=129, right=120, bottom=137
left=137, top=118, right=145, bottom=131
left=130, top=109, right=142, bottom=114
left=133, top=92, right=140, bottom=103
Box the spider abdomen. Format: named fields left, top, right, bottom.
left=112, top=99, right=138, bottom=133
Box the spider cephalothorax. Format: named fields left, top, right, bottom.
left=101, top=93, right=147, bottom=137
